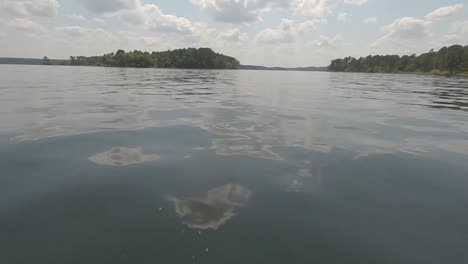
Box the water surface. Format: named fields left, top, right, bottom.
left=1, top=65, right=468, bottom=264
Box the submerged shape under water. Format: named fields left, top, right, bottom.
left=168, top=184, right=252, bottom=230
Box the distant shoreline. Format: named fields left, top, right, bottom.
left=0, top=57, right=327, bottom=72
left=328, top=70, right=468, bottom=78
left=1, top=61, right=466, bottom=77
left=0, top=48, right=241, bottom=70
left=240, top=65, right=327, bottom=72
left=329, top=44, right=468, bottom=78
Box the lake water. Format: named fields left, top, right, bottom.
left=1, top=65, right=468, bottom=264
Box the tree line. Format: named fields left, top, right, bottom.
left=68, top=48, right=240, bottom=69
left=329, top=45, right=468, bottom=75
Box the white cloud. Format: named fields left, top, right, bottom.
left=425, top=3, right=464, bottom=20
left=191, top=0, right=256, bottom=22
left=140, top=37, right=161, bottom=47
left=370, top=9, right=467, bottom=56
left=442, top=20, right=468, bottom=45
left=53, top=26, right=132, bottom=53
left=56, top=26, right=101, bottom=36
left=191, top=0, right=291, bottom=23
left=218, top=28, right=249, bottom=42
left=309, top=34, right=343, bottom=49
left=295, top=0, right=341, bottom=18
left=68, top=14, right=86, bottom=22
left=192, top=0, right=369, bottom=22
left=381, top=17, right=430, bottom=39
left=99, top=3, right=229, bottom=48
left=1, top=0, right=59, bottom=17
left=337, top=12, right=348, bottom=23
left=372, top=17, right=431, bottom=54
left=142, top=6, right=196, bottom=34
left=256, top=19, right=295, bottom=44
left=77, top=0, right=139, bottom=14
left=256, top=18, right=323, bottom=44
left=362, top=16, right=377, bottom=24
left=297, top=18, right=325, bottom=33
left=344, top=0, right=368, bottom=5
left=95, top=18, right=106, bottom=24
left=0, top=15, right=200, bottom=60
left=106, top=4, right=204, bottom=38
left=10, top=18, right=46, bottom=34
left=449, top=20, right=468, bottom=34
left=110, top=4, right=197, bottom=34
left=297, top=34, right=348, bottom=66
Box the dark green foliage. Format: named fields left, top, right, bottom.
left=70, top=48, right=240, bottom=69
left=329, top=45, right=468, bottom=75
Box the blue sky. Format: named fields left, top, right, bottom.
left=0, top=0, right=467, bottom=66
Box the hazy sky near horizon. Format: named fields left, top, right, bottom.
left=0, top=0, right=467, bottom=67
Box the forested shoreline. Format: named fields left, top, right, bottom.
left=67, top=48, right=240, bottom=69
left=329, top=45, right=468, bottom=76
left=2, top=45, right=468, bottom=76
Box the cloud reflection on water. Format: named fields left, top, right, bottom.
left=168, top=184, right=252, bottom=230
left=5, top=68, right=468, bottom=161
left=211, top=138, right=282, bottom=160
left=89, top=147, right=160, bottom=166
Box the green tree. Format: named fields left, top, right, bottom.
left=328, top=44, right=468, bottom=75
left=69, top=48, right=240, bottom=69
left=42, top=56, right=51, bottom=65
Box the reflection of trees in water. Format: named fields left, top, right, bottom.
left=323, top=73, right=468, bottom=156
left=329, top=73, right=468, bottom=111
left=9, top=69, right=241, bottom=141
left=426, top=79, right=468, bottom=111
left=168, top=184, right=252, bottom=230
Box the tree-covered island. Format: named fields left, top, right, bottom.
left=68, top=48, right=240, bottom=69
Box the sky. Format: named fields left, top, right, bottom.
left=0, top=0, right=467, bottom=67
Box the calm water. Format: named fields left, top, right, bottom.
left=1, top=65, right=468, bottom=264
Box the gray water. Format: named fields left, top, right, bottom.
left=1, top=65, right=468, bottom=264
